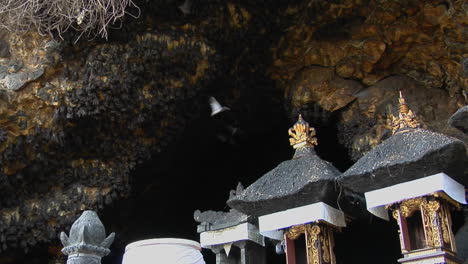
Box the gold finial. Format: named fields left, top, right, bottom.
left=391, top=91, right=421, bottom=134
left=288, top=114, right=318, bottom=148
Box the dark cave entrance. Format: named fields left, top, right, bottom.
left=97, top=92, right=402, bottom=264
left=0, top=1, right=466, bottom=263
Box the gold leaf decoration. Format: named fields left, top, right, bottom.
left=391, top=91, right=422, bottom=135
left=288, top=114, right=318, bottom=148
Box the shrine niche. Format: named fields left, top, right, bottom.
left=392, top=196, right=457, bottom=254
left=285, top=223, right=336, bottom=264
left=342, top=93, right=467, bottom=264
left=227, top=115, right=346, bottom=264
left=258, top=202, right=345, bottom=264
left=365, top=175, right=466, bottom=264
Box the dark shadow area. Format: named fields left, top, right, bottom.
left=334, top=216, right=401, bottom=264
left=100, top=94, right=293, bottom=263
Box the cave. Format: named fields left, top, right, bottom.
left=95, top=94, right=401, bottom=264
left=91, top=91, right=418, bottom=264
left=0, top=0, right=466, bottom=263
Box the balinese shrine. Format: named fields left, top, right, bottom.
left=227, top=114, right=346, bottom=264
left=52, top=92, right=466, bottom=264
left=2, top=1, right=468, bottom=263
left=340, top=93, right=467, bottom=264
left=191, top=93, right=467, bottom=264
left=0, top=86, right=449, bottom=264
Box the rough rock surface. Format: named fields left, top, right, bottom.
left=0, top=14, right=219, bottom=254
left=268, top=0, right=467, bottom=160
left=449, top=106, right=468, bottom=133
left=0, top=0, right=466, bottom=260
left=336, top=76, right=467, bottom=160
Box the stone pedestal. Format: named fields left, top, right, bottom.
left=65, top=254, right=102, bottom=264
left=398, top=247, right=461, bottom=264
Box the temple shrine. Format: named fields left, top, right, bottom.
left=343, top=92, right=467, bottom=264
left=191, top=93, right=467, bottom=264
left=57, top=93, right=466, bottom=264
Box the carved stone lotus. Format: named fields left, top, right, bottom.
left=60, top=210, right=115, bottom=263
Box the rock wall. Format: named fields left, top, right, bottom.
left=0, top=11, right=220, bottom=254
left=268, top=0, right=467, bottom=159
left=0, top=0, right=466, bottom=260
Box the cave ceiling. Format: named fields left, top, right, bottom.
left=0, top=0, right=466, bottom=260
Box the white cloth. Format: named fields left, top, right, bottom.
left=123, top=238, right=205, bottom=264
left=199, top=223, right=264, bottom=247
left=365, top=173, right=467, bottom=220
left=258, top=202, right=346, bottom=240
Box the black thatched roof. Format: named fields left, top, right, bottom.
left=227, top=146, right=341, bottom=216
left=340, top=129, right=467, bottom=193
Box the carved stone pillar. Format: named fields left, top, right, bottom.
left=60, top=211, right=115, bottom=264
left=285, top=223, right=336, bottom=264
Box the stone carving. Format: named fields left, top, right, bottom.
left=60, top=210, right=115, bottom=264
left=228, top=182, right=244, bottom=200
left=193, top=209, right=251, bottom=232
left=194, top=182, right=252, bottom=232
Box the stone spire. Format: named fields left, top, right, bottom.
left=391, top=91, right=422, bottom=134
left=60, top=211, right=115, bottom=264
left=288, top=114, right=318, bottom=149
